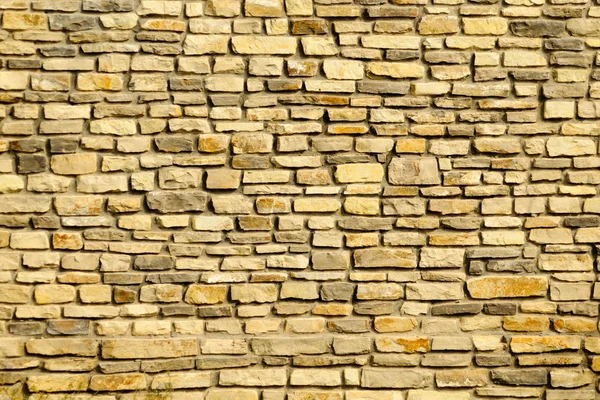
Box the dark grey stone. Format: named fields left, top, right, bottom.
left=134, top=255, right=174, bottom=271
left=49, top=15, right=97, bottom=31
left=431, top=303, right=483, bottom=316
left=47, top=320, right=89, bottom=335
left=50, top=138, right=79, bottom=154
left=196, top=356, right=259, bottom=370
left=484, top=303, right=517, bottom=315
left=197, top=305, right=232, bottom=318
left=83, top=0, right=134, bottom=11
left=354, top=302, right=394, bottom=316
left=511, top=21, right=565, bottom=37
left=17, top=154, right=47, bottom=174
left=161, top=305, right=196, bottom=316
left=545, top=38, right=584, bottom=51
left=155, top=137, right=194, bottom=153
left=320, top=283, right=355, bottom=302
left=11, top=139, right=45, bottom=153
left=9, top=322, right=44, bottom=335
left=141, top=359, right=195, bottom=373
left=564, top=216, right=600, bottom=228
left=146, top=191, right=208, bottom=213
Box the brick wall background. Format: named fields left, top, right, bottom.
left=0, top=0, right=599, bottom=399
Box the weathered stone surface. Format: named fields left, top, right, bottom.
left=389, top=158, right=440, bottom=185
left=467, top=277, right=548, bottom=299
left=361, top=369, right=432, bottom=389
left=0, top=2, right=598, bottom=395
left=26, top=339, right=98, bottom=356
left=232, top=36, right=297, bottom=55
left=146, top=191, right=208, bottom=213
left=102, top=339, right=198, bottom=359
left=28, top=374, right=88, bottom=393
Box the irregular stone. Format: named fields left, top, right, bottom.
left=389, top=158, right=440, bottom=185
left=467, top=277, right=548, bottom=299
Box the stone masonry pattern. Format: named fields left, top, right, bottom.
left=4, top=0, right=600, bottom=399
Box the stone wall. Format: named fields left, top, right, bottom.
left=0, top=0, right=599, bottom=398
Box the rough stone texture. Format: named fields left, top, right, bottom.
left=0, top=1, right=599, bottom=398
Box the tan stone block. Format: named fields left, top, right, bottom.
left=294, top=198, right=341, bottom=213
left=102, top=338, right=198, bottom=359
left=206, top=169, right=242, bottom=189
left=510, top=336, right=580, bottom=353
left=11, top=232, right=49, bottom=250
left=220, top=368, right=287, bottom=386
left=419, top=15, right=459, bottom=35
left=206, top=389, right=258, bottom=400
left=285, top=0, right=312, bottom=16
left=0, top=284, right=30, bottom=304
left=405, top=283, right=464, bottom=301
left=547, top=137, right=596, bottom=157
left=185, top=285, right=228, bottom=304
left=232, top=36, right=297, bottom=55
left=3, top=12, right=48, bottom=30
left=77, top=73, right=123, bottom=91
left=290, top=369, right=341, bottom=386
left=344, top=197, right=379, bottom=215
left=27, top=374, right=88, bottom=393
left=35, top=284, right=76, bottom=304
left=407, top=390, right=470, bottom=400
left=335, top=163, right=384, bottom=183
left=140, top=284, right=182, bottom=303
left=245, top=0, right=284, bottom=17
left=0, top=174, right=24, bottom=193
left=323, top=59, right=364, bottom=80
left=467, top=276, right=548, bottom=299
left=504, top=51, right=547, bottom=67
left=463, top=17, right=508, bottom=35
left=90, top=373, right=146, bottom=391
left=26, top=338, right=98, bottom=356
left=51, top=153, right=97, bottom=175
left=204, top=0, right=241, bottom=17
left=389, top=158, right=440, bottom=185
left=79, top=285, right=112, bottom=304
left=151, top=372, right=213, bottom=389
left=366, top=62, right=425, bottom=79
left=544, top=100, right=575, bottom=119
left=52, top=232, right=83, bottom=250
left=231, top=284, right=278, bottom=303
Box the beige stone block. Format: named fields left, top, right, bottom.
left=220, top=369, right=287, bottom=386
left=0, top=284, right=30, bottom=304
left=545, top=100, right=575, bottom=119
left=419, top=15, right=459, bottom=35
left=245, top=0, right=284, bottom=17
left=27, top=374, right=88, bottom=393
left=51, top=153, right=97, bottom=175
left=335, top=163, right=384, bottom=183
left=294, top=198, right=341, bottom=213
left=467, top=276, right=548, bottom=299
left=323, top=59, right=364, bottom=80
left=366, top=62, right=425, bottom=79
left=232, top=36, right=297, bottom=55
left=89, top=373, right=146, bottom=391
left=102, top=338, right=198, bottom=359
left=463, top=17, right=508, bottom=35
left=344, top=197, right=379, bottom=215
left=185, top=285, right=228, bottom=304
left=206, top=169, right=242, bottom=189
left=0, top=174, right=24, bottom=193
left=11, top=232, right=49, bottom=250
left=206, top=390, right=258, bottom=400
